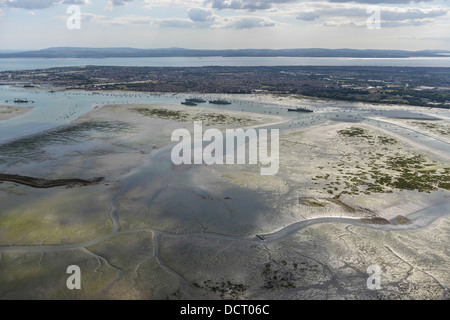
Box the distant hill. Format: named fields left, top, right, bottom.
left=0, top=47, right=449, bottom=58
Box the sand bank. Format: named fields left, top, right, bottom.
left=0, top=105, right=33, bottom=121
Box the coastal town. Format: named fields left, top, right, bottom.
left=1, top=65, right=449, bottom=109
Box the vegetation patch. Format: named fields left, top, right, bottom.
left=338, top=126, right=397, bottom=145
left=360, top=217, right=390, bottom=225
left=262, top=261, right=297, bottom=290
left=299, top=197, right=327, bottom=207
left=312, top=127, right=450, bottom=197
left=132, top=107, right=250, bottom=125
left=192, top=280, right=247, bottom=299
left=411, top=121, right=450, bottom=136
left=394, top=215, right=411, bottom=224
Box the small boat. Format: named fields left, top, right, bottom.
left=181, top=101, right=197, bottom=106
left=209, top=100, right=231, bottom=105
left=186, top=98, right=206, bottom=103
left=287, top=107, right=313, bottom=113
left=13, top=98, right=29, bottom=103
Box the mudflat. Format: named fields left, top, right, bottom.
left=0, top=98, right=448, bottom=300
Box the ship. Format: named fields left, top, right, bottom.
left=181, top=101, right=197, bottom=106
left=287, top=107, right=313, bottom=113
left=185, top=98, right=206, bottom=103
left=13, top=98, right=29, bottom=103
left=209, top=100, right=231, bottom=105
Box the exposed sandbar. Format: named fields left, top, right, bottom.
left=0, top=105, right=33, bottom=121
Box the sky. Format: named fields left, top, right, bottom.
left=0, top=0, right=449, bottom=51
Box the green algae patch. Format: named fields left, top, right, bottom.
left=0, top=184, right=112, bottom=246
left=394, top=215, right=411, bottom=225
left=132, top=107, right=250, bottom=125
left=299, top=197, right=327, bottom=207
left=361, top=217, right=390, bottom=225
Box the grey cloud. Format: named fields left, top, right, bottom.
left=188, top=7, right=215, bottom=22
left=297, top=5, right=448, bottom=26
left=296, top=11, right=321, bottom=21
left=208, top=0, right=443, bottom=11
left=107, top=0, right=136, bottom=6
left=382, top=8, right=448, bottom=20
left=208, top=0, right=297, bottom=11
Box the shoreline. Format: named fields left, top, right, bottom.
left=11, top=83, right=450, bottom=113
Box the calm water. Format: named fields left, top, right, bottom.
left=1, top=56, right=450, bottom=71
left=0, top=87, right=290, bottom=142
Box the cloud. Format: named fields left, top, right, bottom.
left=158, top=18, right=195, bottom=28
left=323, top=17, right=435, bottom=28
left=382, top=8, right=448, bottom=21
left=0, top=0, right=89, bottom=10
left=296, top=3, right=448, bottom=27
left=97, top=14, right=153, bottom=25
left=208, top=0, right=298, bottom=11
left=107, top=0, right=134, bottom=5
left=81, top=12, right=107, bottom=22
left=65, top=12, right=195, bottom=28
left=99, top=15, right=195, bottom=28
left=73, top=8, right=275, bottom=30
left=104, top=0, right=205, bottom=10
left=208, top=0, right=444, bottom=11
left=187, top=7, right=215, bottom=22
left=53, top=11, right=105, bottom=23
left=104, top=0, right=135, bottom=10
left=217, top=15, right=276, bottom=28
left=296, top=11, right=321, bottom=21
left=382, top=18, right=435, bottom=27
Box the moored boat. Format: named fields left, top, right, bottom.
left=181, top=101, right=197, bottom=106
left=186, top=98, right=206, bottom=103
left=13, top=98, right=29, bottom=103
left=209, top=100, right=231, bottom=105
left=287, top=107, right=313, bottom=112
